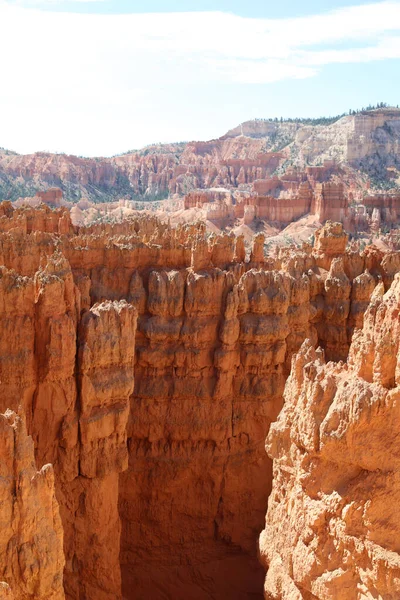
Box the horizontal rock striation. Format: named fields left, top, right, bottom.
left=2, top=108, right=400, bottom=203
left=0, top=204, right=399, bottom=599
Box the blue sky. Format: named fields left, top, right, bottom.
left=6, top=0, right=385, bottom=17
left=1, top=0, right=400, bottom=156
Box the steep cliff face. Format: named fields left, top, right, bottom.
left=0, top=136, right=281, bottom=202
left=260, top=273, right=400, bottom=599
left=0, top=205, right=399, bottom=599
left=0, top=238, right=137, bottom=599
left=119, top=265, right=317, bottom=599
left=66, top=300, right=137, bottom=600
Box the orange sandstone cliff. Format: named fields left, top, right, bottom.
left=3, top=108, right=400, bottom=206
left=0, top=204, right=399, bottom=599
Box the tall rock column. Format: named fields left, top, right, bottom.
left=66, top=301, right=137, bottom=600
left=32, top=252, right=81, bottom=482
left=30, top=254, right=81, bottom=600
left=316, top=257, right=351, bottom=361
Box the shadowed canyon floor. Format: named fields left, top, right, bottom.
left=0, top=204, right=399, bottom=599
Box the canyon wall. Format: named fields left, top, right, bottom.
left=260, top=268, right=400, bottom=598
left=2, top=108, right=400, bottom=203
left=182, top=179, right=344, bottom=227
left=0, top=226, right=138, bottom=600
left=119, top=261, right=315, bottom=598
left=0, top=205, right=399, bottom=599
left=0, top=137, right=283, bottom=202
left=312, top=182, right=348, bottom=223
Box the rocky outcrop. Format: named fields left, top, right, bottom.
left=0, top=137, right=282, bottom=203
left=0, top=409, right=65, bottom=600
left=0, top=202, right=73, bottom=235
left=119, top=263, right=319, bottom=598
left=313, top=220, right=348, bottom=269
left=313, top=182, right=348, bottom=223
left=182, top=176, right=347, bottom=228
left=66, top=300, right=137, bottom=600
left=260, top=272, right=400, bottom=599
left=36, top=189, right=64, bottom=207
left=362, top=192, right=400, bottom=227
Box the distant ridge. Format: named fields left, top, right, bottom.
left=1, top=105, right=400, bottom=202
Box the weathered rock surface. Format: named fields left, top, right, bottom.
left=0, top=409, right=65, bottom=600
left=0, top=236, right=137, bottom=599
left=66, top=300, right=137, bottom=600
left=2, top=108, right=400, bottom=203
left=260, top=273, right=400, bottom=599
left=0, top=206, right=398, bottom=599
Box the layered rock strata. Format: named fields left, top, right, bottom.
left=0, top=205, right=399, bottom=599
left=2, top=108, right=400, bottom=203
left=0, top=242, right=137, bottom=599
left=68, top=300, right=137, bottom=600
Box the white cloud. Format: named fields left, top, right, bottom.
left=0, top=0, right=400, bottom=154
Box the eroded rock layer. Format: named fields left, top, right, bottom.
left=0, top=204, right=399, bottom=599
left=260, top=273, right=400, bottom=599
left=0, top=234, right=137, bottom=600
left=2, top=108, right=400, bottom=203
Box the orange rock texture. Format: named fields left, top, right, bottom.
left=0, top=224, right=137, bottom=599
left=0, top=204, right=399, bottom=599
left=0, top=409, right=65, bottom=600
left=260, top=273, right=400, bottom=599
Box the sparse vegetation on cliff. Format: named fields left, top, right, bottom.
left=254, top=102, right=398, bottom=126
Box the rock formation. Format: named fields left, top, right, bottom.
left=2, top=108, right=400, bottom=205
left=0, top=204, right=399, bottom=599
left=260, top=271, right=400, bottom=599
left=0, top=233, right=137, bottom=599
left=0, top=409, right=65, bottom=600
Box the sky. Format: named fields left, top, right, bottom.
left=1, top=0, right=400, bottom=156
